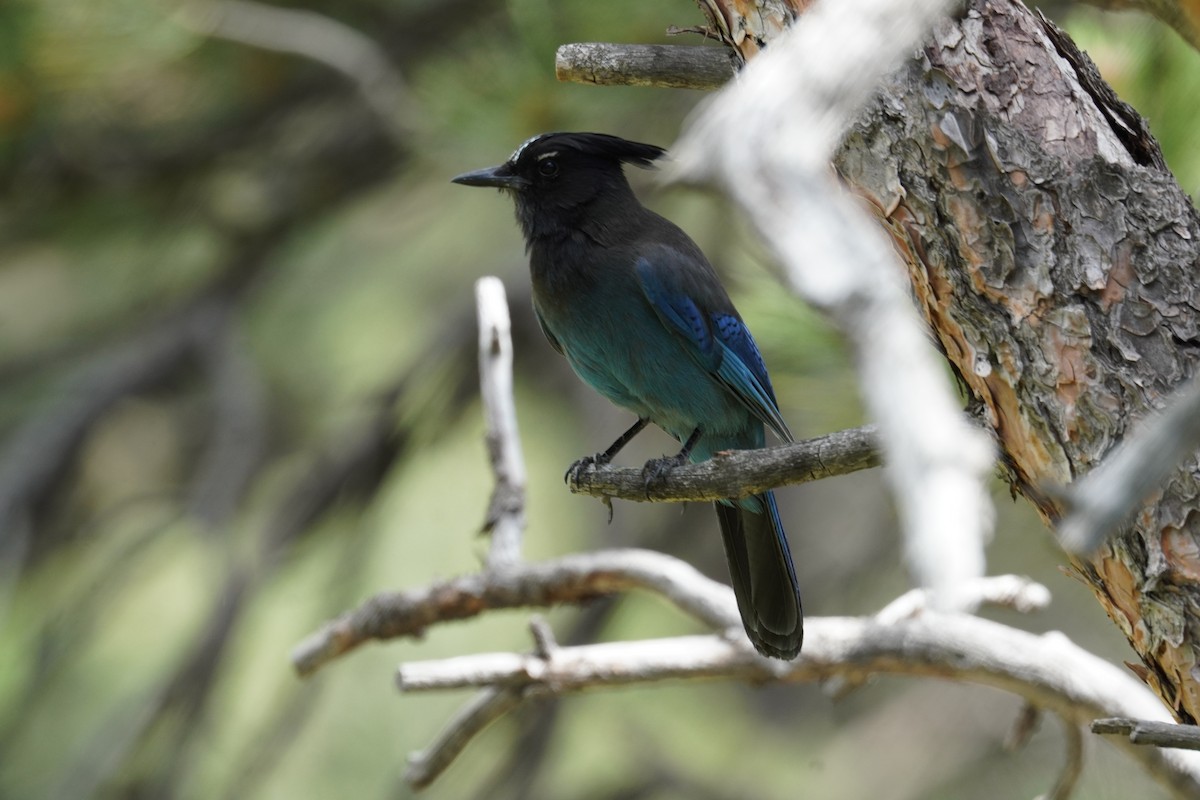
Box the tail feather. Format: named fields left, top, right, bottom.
left=714, top=492, right=803, bottom=659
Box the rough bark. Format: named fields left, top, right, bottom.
left=693, top=0, right=1200, bottom=56
left=709, top=0, right=1200, bottom=720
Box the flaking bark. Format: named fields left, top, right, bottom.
left=781, top=0, right=1200, bottom=719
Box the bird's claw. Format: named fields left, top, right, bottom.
left=564, top=452, right=609, bottom=486
left=565, top=454, right=617, bottom=524
left=640, top=453, right=687, bottom=498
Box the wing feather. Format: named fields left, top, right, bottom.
left=635, top=251, right=792, bottom=443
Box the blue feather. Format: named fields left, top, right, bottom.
left=636, top=255, right=792, bottom=444
left=634, top=259, right=716, bottom=361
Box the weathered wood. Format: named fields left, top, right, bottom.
left=554, top=43, right=735, bottom=89
left=1094, top=717, right=1200, bottom=750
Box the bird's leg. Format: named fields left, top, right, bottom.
left=640, top=426, right=702, bottom=498
left=564, top=417, right=650, bottom=485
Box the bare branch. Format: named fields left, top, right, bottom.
left=395, top=618, right=1200, bottom=797
left=405, top=272, right=579, bottom=788
left=290, top=548, right=741, bottom=677
left=476, top=278, right=527, bottom=568
left=1094, top=718, right=1200, bottom=750
left=294, top=537, right=1198, bottom=793
left=555, top=43, right=734, bottom=90
left=404, top=687, right=527, bottom=790
left=566, top=424, right=879, bottom=502
left=1006, top=702, right=1042, bottom=751
left=1059, top=372, right=1200, bottom=554
left=875, top=574, right=1052, bottom=624
left=822, top=575, right=1049, bottom=700
left=670, top=0, right=995, bottom=610
left=527, top=616, right=558, bottom=660
left=1048, top=717, right=1085, bottom=800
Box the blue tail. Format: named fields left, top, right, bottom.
left=714, top=491, right=803, bottom=659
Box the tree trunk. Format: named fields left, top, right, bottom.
left=710, top=0, right=1200, bottom=721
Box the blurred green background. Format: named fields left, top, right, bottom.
left=1, top=1, right=1197, bottom=798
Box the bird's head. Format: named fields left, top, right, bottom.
left=452, top=132, right=666, bottom=241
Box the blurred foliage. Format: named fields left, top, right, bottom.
left=1066, top=6, right=1200, bottom=196
left=0, top=1, right=1195, bottom=799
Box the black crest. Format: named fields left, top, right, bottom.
left=509, top=132, right=665, bottom=170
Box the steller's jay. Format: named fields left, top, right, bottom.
left=453, top=132, right=802, bottom=660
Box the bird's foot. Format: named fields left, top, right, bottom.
left=640, top=452, right=688, bottom=498
left=566, top=453, right=617, bottom=524
left=564, top=452, right=610, bottom=486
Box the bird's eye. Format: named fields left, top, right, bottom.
left=538, top=159, right=559, bottom=177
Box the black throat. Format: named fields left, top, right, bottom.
left=513, top=174, right=646, bottom=251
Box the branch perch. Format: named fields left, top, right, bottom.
left=566, top=424, right=879, bottom=502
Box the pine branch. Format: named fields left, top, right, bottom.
left=566, top=425, right=879, bottom=502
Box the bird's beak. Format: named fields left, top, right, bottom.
left=451, top=163, right=528, bottom=190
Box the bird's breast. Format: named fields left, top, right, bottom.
left=530, top=246, right=756, bottom=448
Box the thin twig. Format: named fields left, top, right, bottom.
left=1094, top=718, right=1200, bottom=750
left=320, top=282, right=534, bottom=789
left=1006, top=702, right=1042, bottom=751
left=476, top=278, right=527, bottom=568
left=874, top=574, right=1051, bottom=623
left=825, top=574, right=1053, bottom=698
left=528, top=616, right=558, bottom=660
left=1046, top=717, right=1084, bottom=800
left=404, top=687, right=528, bottom=789
left=567, top=424, right=879, bottom=502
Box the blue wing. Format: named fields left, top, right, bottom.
left=635, top=250, right=793, bottom=443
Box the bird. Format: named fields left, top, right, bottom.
left=452, top=132, right=802, bottom=660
